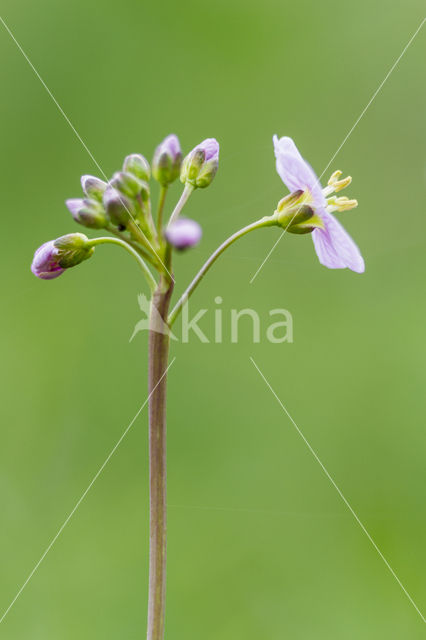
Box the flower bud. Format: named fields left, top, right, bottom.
left=81, top=175, right=108, bottom=201
left=53, top=233, right=94, bottom=267
left=110, top=171, right=148, bottom=199
left=152, top=134, right=182, bottom=186
left=165, top=218, right=202, bottom=250
left=103, top=187, right=133, bottom=227
left=66, top=198, right=107, bottom=229
left=123, top=154, right=151, bottom=182
left=180, top=138, right=219, bottom=188
left=31, top=233, right=94, bottom=280
left=31, top=241, right=65, bottom=280
left=278, top=204, right=324, bottom=234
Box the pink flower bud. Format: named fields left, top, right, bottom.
left=165, top=218, right=202, bottom=250
left=31, top=241, right=65, bottom=280
left=31, top=234, right=94, bottom=280
left=180, top=138, right=219, bottom=188
left=152, top=134, right=182, bottom=186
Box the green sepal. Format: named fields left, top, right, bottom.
left=152, top=149, right=182, bottom=186
left=123, top=154, right=151, bottom=182
left=180, top=149, right=205, bottom=185
left=276, top=189, right=304, bottom=212
left=76, top=199, right=107, bottom=229
left=288, top=213, right=325, bottom=234
left=277, top=205, right=324, bottom=234
left=110, top=171, right=147, bottom=199
left=54, top=233, right=94, bottom=268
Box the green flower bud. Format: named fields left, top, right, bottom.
left=152, top=134, right=182, bottom=186
left=110, top=171, right=146, bottom=199
left=123, top=154, right=151, bottom=182
left=103, top=188, right=133, bottom=228
left=181, top=148, right=204, bottom=183
left=53, top=233, right=94, bottom=268
left=180, top=138, right=219, bottom=189
left=81, top=175, right=107, bottom=202
left=66, top=198, right=107, bottom=229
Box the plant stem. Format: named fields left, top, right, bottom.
left=167, top=183, right=194, bottom=227
left=156, top=186, right=168, bottom=234
left=88, top=236, right=157, bottom=292
left=147, top=276, right=174, bottom=640
left=128, top=220, right=159, bottom=255
left=168, top=216, right=275, bottom=326
left=108, top=227, right=156, bottom=264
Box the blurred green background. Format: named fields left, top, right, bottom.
left=0, top=0, right=425, bottom=637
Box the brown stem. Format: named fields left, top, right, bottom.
left=147, top=276, right=174, bottom=640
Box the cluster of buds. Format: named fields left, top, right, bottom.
left=31, top=134, right=220, bottom=280
left=66, top=151, right=152, bottom=235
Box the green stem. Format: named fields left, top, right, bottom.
left=156, top=186, right=168, bottom=234
left=128, top=220, right=158, bottom=256
left=168, top=216, right=275, bottom=326
left=147, top=276, right=174, bottom=640
left=167, top=183, right=194, bottom=227
left=107, top=226, right=154, bottom=263
left=136, top=194, right=157, bottom=241
left=88, top=236, right=157, bottom=292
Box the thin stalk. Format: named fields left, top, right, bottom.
left=167, top=183, right=194, bottom=227
left=136, top=194, right=157, bottom=241
left=128, top=220, right=158, bottom=255
left=109, top=229, right=155, bottom=264
left=146, top=198, right=157, bottom=239
left=88, top=236, right=157, bottom=292
left=156, top=186, right=168, bottom=234
left=147, top=276, right=174, bottom=640
left=168, top=216, right=275, bottom=326
left=126, top=220, right=169, bottom=275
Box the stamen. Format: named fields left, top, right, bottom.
left=326, top=170, right=352, bottom=193
left=328, top=170, right=342, bottom=186
left=326, top=195, right=358, bottom=212
left=333, top=175, right=352, bottom=192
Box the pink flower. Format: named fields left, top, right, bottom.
left=273, top=135, right=365, bottom=273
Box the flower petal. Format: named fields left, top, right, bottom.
left=273, top=135, right=325, bottom=208
left=31, top=241, right=65, bottom=279
left=197, top=138, right=219, bottom=162
left=312, top=211, right=365, bottom=273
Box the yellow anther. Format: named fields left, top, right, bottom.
left=333, top=175, right=352, bottom=192
left=328, top=170, right=342, bottom=185
left=327, top=170, right=352, bottom=192
left=326, top=195, right=358, bottom=213
left=335, top=197, right=358, bottom=211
